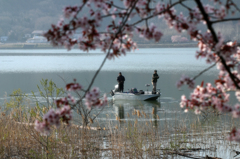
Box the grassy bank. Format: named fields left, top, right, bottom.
left=0, top=106, right=239, bottom=158
left=0, top=43, right=197, bottom=50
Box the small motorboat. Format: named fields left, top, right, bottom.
left=111, top=84, right=160, bottom=101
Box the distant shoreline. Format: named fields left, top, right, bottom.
left=0, top=42, right=198, bottom=49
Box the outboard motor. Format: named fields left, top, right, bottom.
left=114, top=84, right=120, bottom=92
left=110, top=90, right=115, bottom=96
left=111, top=84, right=120, bottom=96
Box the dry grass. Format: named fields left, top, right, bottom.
left=0, top=106, right=239, bottom=159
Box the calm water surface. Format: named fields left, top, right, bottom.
left=0, top=48, right=237, bottom=158
left=0, top=48, right=215, bottom=73
left=0, top=48, right=219, bottom=109
left=0, top=47, right=221, bottom=122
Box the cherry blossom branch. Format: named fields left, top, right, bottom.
left=227, top=0, right=240, bottom=12
left=67, top=1, right=88, bottom=22
left=130, top=0, right=186, bottom=27
left=91, top=105, right=105, bottom=122
left=195, top=0, right=240, bottom=89
left=194, top=0, right=217, bottom=41
left=105, top=2, right=126, bottom=10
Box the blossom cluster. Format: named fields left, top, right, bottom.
left=34, top=104, right=72, bottom=136
left=171, top=35, right=189, bottom=43
left=137, top=23, right=163, bottom=42
left=160, top=1, right=240, bottom=142
left=66, top=82, right=82, bottom=91
left=63, top=6, right=80, bottom=18
left=85, top=87, right=108, bottom=109
left=44, top=1, right=140, bottom=59
left=204, top=5, right=226, bottom=20
left=180, top=82, right=230, bottom=113
left=229, top=128, right=240, bottom=142
left=176, top=75, right=195, bottom=89
left=34, top=81, right=108, bottom=135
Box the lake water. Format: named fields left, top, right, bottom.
left=0, top=47, right=221, bottom=124
left=0, top=48, right=217, bottom=93
left=0, top=48, right=219, bottom=115
left=0, top=48, right=238, bottom=158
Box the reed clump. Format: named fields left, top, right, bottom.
left=0, top=105, right=238, bottom=158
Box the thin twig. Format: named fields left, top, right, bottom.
left=192, top=62, right=217, bottom=81
left=212, top=18, right=240, bottom=24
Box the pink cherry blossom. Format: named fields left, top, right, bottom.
left=229, top=128, right=240, bottom=142
left=66, top=82, right=82, bottom=91
left=34, top=120, right=51, bottom=136
left=85, top=87, right=108, bottom=109
left=176, top=75, right=195, bottom=89
left=34, top=105, right=72, bottom=136
left=171, top=35, right=189, bottom=43
left=63, top=6, right=79, bottom=18
left=138, top=23, right=163, bottom=42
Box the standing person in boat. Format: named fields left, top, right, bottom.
left=117, top=72, right=125, bottom=92
left=152, top=70, right=159, bottom=94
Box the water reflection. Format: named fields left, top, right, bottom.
left=112, top=100, right=161, bottom=126
left=113, top=100, right=161, bottom=109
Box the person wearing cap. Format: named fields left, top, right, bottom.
left=117, top=72, right=125, bottom=92
left=152, top=70, right=159, bottom=94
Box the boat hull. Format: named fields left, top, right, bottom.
left=112, top=92, right=160, bottom=101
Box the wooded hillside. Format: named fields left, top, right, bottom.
left=0, top=0, right=79, bottom=41
left=0, top=0, right=239, bottom=42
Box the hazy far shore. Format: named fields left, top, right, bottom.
left=0, top=42, right=198, bottom=50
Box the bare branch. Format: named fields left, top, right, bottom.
left=192, top=62, right=217, bottom=81
left=212, top=17, right=240, bottom=24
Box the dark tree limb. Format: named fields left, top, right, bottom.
left=195, top=0, right=240, bottom=89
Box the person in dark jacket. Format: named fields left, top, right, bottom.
left=152, top=70, right=159, bottom=94
left=117, top=72, right=125, bottom=92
